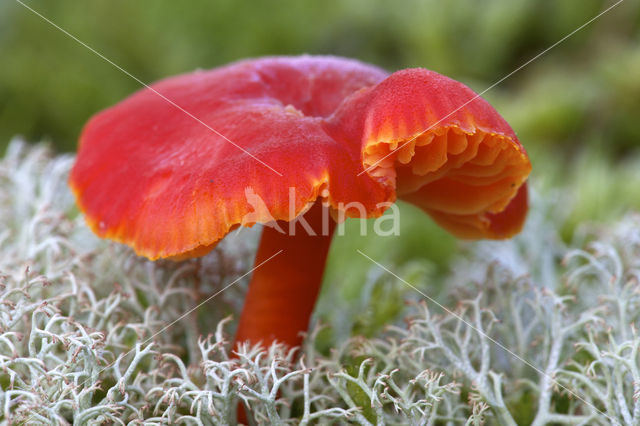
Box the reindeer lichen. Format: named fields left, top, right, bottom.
left=1, top=140, right=640, bottom=424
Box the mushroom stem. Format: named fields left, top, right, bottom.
left=234, top=201, right=336, bottom=349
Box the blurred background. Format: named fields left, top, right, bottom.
left=2, top=0, right=640, bottom=337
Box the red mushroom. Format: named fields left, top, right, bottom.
left=69, top=56, right=531, bottom=351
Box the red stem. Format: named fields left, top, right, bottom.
left=234, top=201, right=336, bottom=349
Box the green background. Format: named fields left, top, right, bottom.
left=3, top=0, right=639, bottom=157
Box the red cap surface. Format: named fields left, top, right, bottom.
left=70, top=57, right=531, bottom=260
left=328, top=68, right=531, bottom=239
left=70, top=56, right=392, bottom=259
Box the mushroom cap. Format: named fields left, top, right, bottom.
left=70, top=56, right=392, bottom=259
left=70, top=56, right=531, bottom=260
left=327, top=67, right=532, bottom=239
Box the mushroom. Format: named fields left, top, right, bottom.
left=69, top=56, right=531, bottom=350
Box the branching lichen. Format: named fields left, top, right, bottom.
left=2, top=140, right=640, bottom=424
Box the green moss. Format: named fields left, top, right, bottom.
left=508, top=390, right=537, bottom=426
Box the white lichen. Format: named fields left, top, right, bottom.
left=1, top=139, right=640, bottom=425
